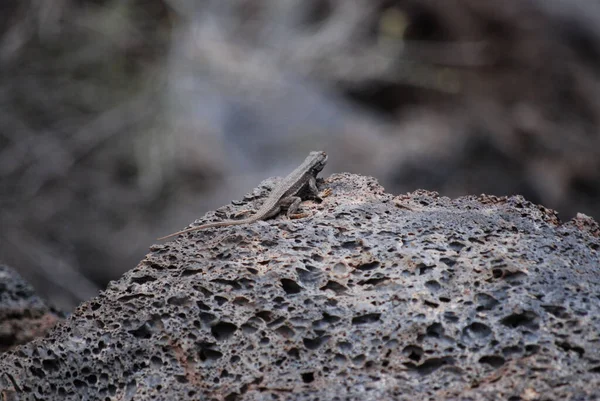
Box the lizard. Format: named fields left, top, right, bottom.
left=157, top=150, right=329, bottom=240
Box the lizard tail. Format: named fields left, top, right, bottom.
left=156, top=218, right=253, bottom=240
left=156, top=229, right=195, bottom=241
left=156, top=222, right=226, bottom=240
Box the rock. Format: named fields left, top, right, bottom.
left=1, top=173, right=599, bottom=400
left=0, top=264, right=62, bottom=353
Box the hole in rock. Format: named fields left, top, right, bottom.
left=479, top=355, right=506, bottom=368
left=211, top=322, right=238, bottom=341
left=281, top=279, right=302, bottom=294
left=301, top=372, right=315, bottom=383
left=352, top=313, right=381, bottom=325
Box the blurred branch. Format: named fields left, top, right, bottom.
left=0, top=215, right=100, bottom=305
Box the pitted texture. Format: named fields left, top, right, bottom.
left=0, top=265, right=62, bottom=352
left=1, top=173, right=599, bottom=400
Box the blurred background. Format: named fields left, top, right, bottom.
left=0, top=0, right=599, bottom=311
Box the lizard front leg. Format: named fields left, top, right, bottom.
left=283, top=176, right=331, bottom=219
left=280, top=196, right=305, bottom=219
left=307, top=176, right=332, bottom=202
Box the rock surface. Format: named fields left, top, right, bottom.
left=0, top=264, right=62, bottom=353
left=1, top=173, right=599, bottom=400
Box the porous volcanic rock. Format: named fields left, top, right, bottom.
left=0, top=264, right=62, bottom=353
left=1, top=173, right=599, bottom=400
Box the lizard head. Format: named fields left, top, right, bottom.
left=308, top=151, right=328, bottom=172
